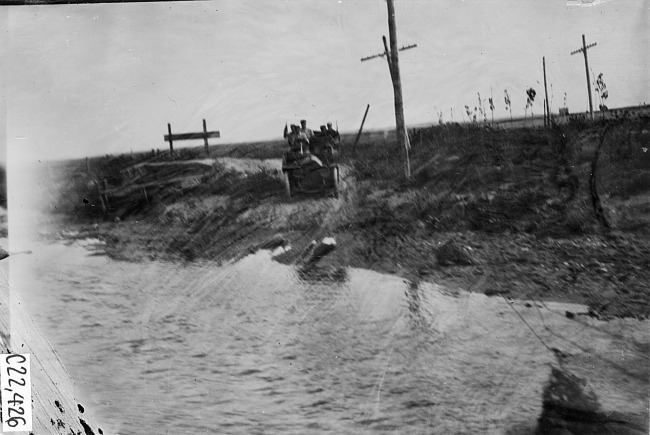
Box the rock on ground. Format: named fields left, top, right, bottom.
left=436, top=238, right=477, bottom=266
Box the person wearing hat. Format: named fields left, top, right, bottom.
left=284, top=123, right=298, bottom=146
left=326, top=122, right=340, bottom=143
left=299, top=119, right=314, bottom=140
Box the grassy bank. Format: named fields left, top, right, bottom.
left=48, top=118, right=650, bottom=318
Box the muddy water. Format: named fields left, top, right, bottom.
left=5, top=238, right=646, bottom=434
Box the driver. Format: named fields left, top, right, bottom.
left=299, top=119, right=314, bottom=140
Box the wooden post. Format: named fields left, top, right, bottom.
left=359, top=1, right=416, bottom=177
left=571, top=34, right=597, bottom=121
left=543, top=56, right=550, bottom=127
left=167, top=123, right=174, bottom=153
left=352, top=104, right=370, bottom=157
left=582, top=35, right=594, bottom=121
left=386, top=0, right=410, bottom=178
left=203, top=119, right=210, bottom=157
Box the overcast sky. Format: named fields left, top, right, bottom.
left=1, top=0, right=648, bottom=163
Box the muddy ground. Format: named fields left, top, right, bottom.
left=47, top=119, right=650, bottom=321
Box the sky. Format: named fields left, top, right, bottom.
left=1, top=0, right=649, bottom=163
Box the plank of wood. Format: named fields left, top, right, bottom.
left=164, top=131, right=220, bottom=141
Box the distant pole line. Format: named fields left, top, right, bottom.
left=360, top=0, right=416, bottom=178
left=571, top=34, right=597, bottom=121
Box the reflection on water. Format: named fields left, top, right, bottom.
left=8, top=239, right=639, bottom=434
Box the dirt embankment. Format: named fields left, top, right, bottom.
left=51, top=119, right=650, bottom=319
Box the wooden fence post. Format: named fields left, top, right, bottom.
left=203, top=119, right=210, bottom=157
left=164, top=122, right=219, bottom=154
left=167, top=123, right=174, bottom=153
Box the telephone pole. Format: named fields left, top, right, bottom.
left=571, top=34, right=597, bottom=121
left=361, top=0, right=416, bottom=178
left=543, top=56, right=550, bottom=127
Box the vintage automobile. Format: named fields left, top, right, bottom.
left=281, top=129, right=339, bottom=200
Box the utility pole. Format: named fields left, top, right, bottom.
left=543, top=56, right=550, bottom=127
left=571, top=34, right=597, bottom=121
left=361, top=0, right=416, bottom=178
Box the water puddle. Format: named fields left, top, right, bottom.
left=4, top=241, right=647, bottom=434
